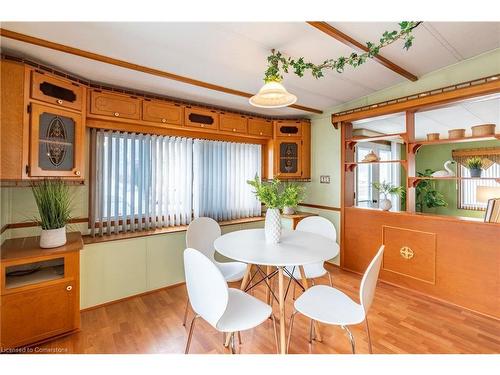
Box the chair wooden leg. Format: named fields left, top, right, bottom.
left=238, top=331, right=242, bottom=345
left=182, top=298, right=190, bottom=326
left=271, top=314, right=279, bottom=354
left=292, top=281, right=296, bottom=300
left=342, top=325, right=356, bottom=354
left=309, top=319, right=314, bottom=343
left=327, top=271, right=333, bottom=287
left=365, top=317, right=373, bottom=354
left=184, top=315, right=199, bottom=354
left=287, top=310, right=298, bottom=354
left=230, top=332, right=236, bottom=354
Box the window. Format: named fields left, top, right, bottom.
left=90, top=130, right=261, bottom=236
left=455, top=147, right=500, bottom=210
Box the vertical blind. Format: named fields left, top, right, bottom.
left=193, top=139, right=262, bottom=221
left=459, top=163, right=500, bottom=210
left=90, top=129, right=261, bottom=236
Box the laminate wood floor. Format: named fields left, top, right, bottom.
left=37, top=266, right=500, bottom=354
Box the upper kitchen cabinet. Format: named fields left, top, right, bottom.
left=219, top=112, right=248, bottom=134
left=31, top=71, right=84, bottom=112
left=89, top=90, right=141, bottom=120
left=248, top=117, right=273, bottom=138
left=142, top=99, right=184, bottom=126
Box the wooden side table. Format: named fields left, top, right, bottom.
left=0, top=232, right=83, bottom=350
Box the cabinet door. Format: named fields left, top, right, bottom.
left=29, top=104, right=84, bottom=178
left=0, top=280, right=76, bottom=348
left=275, top=140, right=302, bottom=178
left=185, top=106, right=219, bottom=130
left=219, top=112, right=248, bottom=134
left=248, top=117, right=273, bottom=138
left=275, top=120, right=302, bottom=138
left=31, top=71, right=84, bottom=111
left=142, top=100, right=184, bottom=126
left=90, top=90, right=141, bottom=120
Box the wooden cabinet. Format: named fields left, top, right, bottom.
left=185, top=106, right=219, bottom=131
left=31, top=71, right=84, bottom=111
left=90, top=90, right=141, bottom=120
left=248, top=117, right=273, bottom=138
left=275, top=120, right=302, bottom=138
left=275, top=139, right=303, bottom=178
left=0, top=233, right=83, bottom=350
left=142, top=99, right=184, bottom=126
left=272, top=120, right=311, bottom=179
left=219, top=112, right=248, bottom=134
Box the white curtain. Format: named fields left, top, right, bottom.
left=390, top=141, right=402, bottom=211
left=91, top=129, right=193, bottom=236
left=193, top=139, right=262, bottom=221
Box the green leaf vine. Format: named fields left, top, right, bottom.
left=263, top=21, right=422, bottom=82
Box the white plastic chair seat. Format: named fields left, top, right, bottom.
left=294, top=285, right=365, bottom=326
left=216, top=261, right=247, bottom=282
left=284, top=263, right=327, bottom=280
left=216, top=288, right=272, bottom=333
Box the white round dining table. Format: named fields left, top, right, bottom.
left=214, top=228, right=339, bottom=354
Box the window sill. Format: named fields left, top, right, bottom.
left=82, top=216, right=265, bottom=245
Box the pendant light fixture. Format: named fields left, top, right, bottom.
left=249, top=79, right=297, bottom=108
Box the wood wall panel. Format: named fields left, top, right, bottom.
left=344, top=207, right=499, bottom=318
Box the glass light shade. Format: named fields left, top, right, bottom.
left=249, top=81, right=297, bottom=108
left=476, top=185, right=500, bottom=203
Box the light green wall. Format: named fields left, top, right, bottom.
left=415, top=140, right=499, bottom=218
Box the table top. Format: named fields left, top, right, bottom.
left=214, top=228, right=339, bottom=267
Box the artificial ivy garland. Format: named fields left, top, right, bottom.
left=263, top=21, right=422, bottom=82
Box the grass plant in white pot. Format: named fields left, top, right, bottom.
left=247, top=176, right=284, bottom=244
left=31, top=179, right=72, bottom=248
left=282, top=182, right=305, bottom=215
left=372, top=181, right=405, bottom=211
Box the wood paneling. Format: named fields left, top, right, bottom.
left=248, top=117, right=273, bottom=138
left=90, top=90, right=141, bottom=120
left=31, top=70, right=83, bottom=111
left=343, top=207, right=500, bottom=319
left=219, top=112, right=248, bottom=134
left=142, top=99, right=184, bottom=126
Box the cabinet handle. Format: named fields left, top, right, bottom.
left=57, top=99, right=63, bottom=105
left=259, top=132, right=263, bottom=136
left=232, top=128, right=236, bottom=132
left=201, top=124, right=205, bottom=128
left=75, top=170, right=81, bottom=176
left=161, top=119, right=166, bottom=123
left=114, top=112, right=120, bottom=117
left=66, top=285, right=73, bottom=291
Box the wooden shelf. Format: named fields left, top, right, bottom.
left=346, top=132, right=405, bottom=148
left=408, top=176, right=500, bottom=187
left=409, top=134, right=500, bottom=153
left=345, top=160, right=406, bottom=171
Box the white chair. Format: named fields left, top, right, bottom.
left=284, top=216, right=337, bottom=292
left=183, top=248, right=278, bottom=354
left=287, top=245, right=384, bottom=354
left=183, top=217, right=247, bottom=326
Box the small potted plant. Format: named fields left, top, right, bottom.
left=372, top=181, right=405, bottom=211
left=247, top=176, right=284, bottom=244
left=281, top=182, right=306, bottom=215
left=465, top=157, right=484, bottom=178
left=31, top=179, right=72, bottom=248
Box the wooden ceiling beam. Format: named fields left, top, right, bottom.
left=0, top=28, right=323, bottom=115
left=306, top=21, right=418, bottom=82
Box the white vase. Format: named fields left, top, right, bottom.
left=380, top=199, right=392, bottom=211
left=40, top=226, right=67, bottom=248
left=282, top=206, right=295, bottom=215
left=265, top=208, right=282, bottom=244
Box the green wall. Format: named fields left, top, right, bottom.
left=415, top=140, right=499, bottom=218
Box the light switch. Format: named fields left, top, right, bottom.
left=320, top=175, right=330, bottom=184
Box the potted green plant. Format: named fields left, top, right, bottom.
left=415, top=169, right=448, bottom=212
left=31, top=179, right=72, bottom=248
left=465, top=157, right=484, bottom=178
left=247, top=176, right=284, bottom=244
left=281, top=182, right=306, bottom=215
left=372, top=181, right=405, bottom=211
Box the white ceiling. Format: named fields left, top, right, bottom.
left=1, top=22, right=499, bottom=117
left=353, top=94, right=500, bottom=139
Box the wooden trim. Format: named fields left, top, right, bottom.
left=0, top=28, right=322, bottom=115
left=0, top=224, right=8, bottom=235
left=306, top=21, right=418, bottom=82
left=332, top=75, right=500, bottom=124
left=298, top=203, right=341, bottom=212
left=5, top=217, right=88, bottom=230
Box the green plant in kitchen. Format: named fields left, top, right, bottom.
left=282, top=182, right=306, bottom=215
left=415, top=169, right=448, bottom=212
left=31, top=179, right=73, bottom=248
left=465, top=156, right=484, bottom=178
left=372, top=181, right=405, bottom=211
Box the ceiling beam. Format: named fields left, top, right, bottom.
left=0, top=28, right=323, bottom=115
left=306, top=21, right=418, bottom=82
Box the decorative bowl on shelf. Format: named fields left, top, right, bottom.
left=471, top=124, right=496, bottom=137
left=426, top=133, right=440, bottom=141
left=362, top=150, right=380, bottom=162
left=448, top=128, right=465, bottom=139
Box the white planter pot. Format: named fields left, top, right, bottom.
left=40, top=226, right=67, bottom=248
left=264, top=208, right=282, bottom=244
left=380, top=199, right=392, bottom=211
left=282, top=206, right=295, bottom=215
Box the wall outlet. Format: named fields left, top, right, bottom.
left=320, top=175, right=330, bottom=184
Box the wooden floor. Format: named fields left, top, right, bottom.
left=38, top=266, right=500, bottom=354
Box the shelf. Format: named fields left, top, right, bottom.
left=346, top=133, right=405, bottom=148
left=408, top=176, right=500, bottom=187
left=345, top=160, right=406, bottom=172
left=409, top=134, right=500, bottom=153
left=5, top=264, right=64, bottom=289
